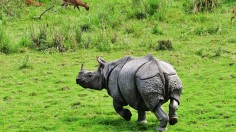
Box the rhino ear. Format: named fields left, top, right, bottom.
left=96, top=56, right=106, bottom=68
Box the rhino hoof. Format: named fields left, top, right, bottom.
left=137, top=120, right=147, bottom=125
left=169, top=117, right=178, bottom=125
left=156, top=127, right=167, bottom=132
left=123, top=109, right=132, bottom=121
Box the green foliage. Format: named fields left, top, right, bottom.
left=80, top=23, right=91, bottom=32
left=30, top=25, right=49, bottom=51
left=96, top=41, right=112, bottom=52
left=194, top=25, right=221, bottom=35
left=18, top=55, right=33, bottom=69
left=0, top=0, right=24, bottom=18
left=52, top=32, right=65, bottom=52
left=19, top=36, right=31, bottom=48
left=183, top=0, right=220, bottom=13
left=156, top=40, right=173, bottom=50
left=152, top=25, right=164, bottom=35
left=129, top=0, right=168, bottom=21
left=0, top=26, right=17, bottom=54
left=27, top=25, right=84, bottom=52
left=228, top=36, right=236, bottom=43
left=213, top=47, right=222, bottom=57
left=39, top=0, right=50, bottom=3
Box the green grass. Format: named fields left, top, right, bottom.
left=0, top=0, right=236, bottom=131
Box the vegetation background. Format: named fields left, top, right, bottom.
left=0, top=0, right=235, bottom=131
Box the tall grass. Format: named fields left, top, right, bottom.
left=129, top=0, right=169, bottom=21
left=0, top=0, right=175, bottom=53
left=25, top=24, right=85, bottom=52
left=183, top=0, right=220, bottom=13
left=1, top=0, right=235, bottom=54
left=0, top=26, right=17, bottom=54
left=0, top=0, right=24, bottom=18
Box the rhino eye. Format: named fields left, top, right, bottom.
left=88, top=72, right=92, bottom=78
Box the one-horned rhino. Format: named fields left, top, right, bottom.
left=76, top=55, right=182, bottom=131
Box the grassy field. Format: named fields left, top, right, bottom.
left=0, top=0, right=236, bottom=131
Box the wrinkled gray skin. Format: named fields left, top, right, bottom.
left=76, top=55, right=182, bottom=132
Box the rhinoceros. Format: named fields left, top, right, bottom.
left=76, top=55, right=182, bottom=131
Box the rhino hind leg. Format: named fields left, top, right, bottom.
left=168, top=74, right=182, bottom=125
left=153, top=104, right=169, bottom=132
left=169, top=99, right=179, bottom=125
left=137, top=110, right=147, bottom=124
left=113, top=100, right=132, bottom=121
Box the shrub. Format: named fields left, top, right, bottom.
left=52, top=32, right=65, bottom=52
left=146, top=0, right=160, bottom=16
left=213, top=47, right=222, bottom=57
left=228, top=37, right=236, bottom=43
left=156, top=40, right=173, bottom=50
left=0, top=27, right=16, bottom=54
left=130, top=0, right=165, bottom=19
left=194, top=25, right=221, bottom=35
left=19, top=36, right=31, bottom=48
left=80, top=23, right=91, bottom=32
left=80, top=34, right=92, bottom=49
left=75, top=27, right=82, bottom=44
left=97, top=43, right=112, bottom=52
left=152, top=25, right=164, bottom=35
left=27, top=25, right=83, bottom=52
left=183, top=0, right=219, bottom=14
left=95, top=32, right=112, bottom=52
left=30, top=25, right=49, bottom=51
left=18, top=55, right=33, bottom=70
left=195, top=48, right=204, bottom=57
left=0, top=0, right=24, bottom=18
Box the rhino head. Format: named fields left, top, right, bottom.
left=76, top=57, right=107, bottom=90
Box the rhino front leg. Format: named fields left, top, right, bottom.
left=137, top=110, right=147, bottom=124
left=169, top=99, right=179, bottom=125
left=113, top=100, right=132, bottom=121
left=153, top=104, right=169, bottom=132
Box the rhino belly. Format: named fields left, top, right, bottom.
left=118, top=56, right=151, bottom=109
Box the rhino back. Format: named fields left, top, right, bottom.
left=118, top=55, right=152, bottom=109
left=136, top=58, right=160, bottom=79
left=103, top=56, right=132, bottom=81
left=158, top=61, right=176, bottom=74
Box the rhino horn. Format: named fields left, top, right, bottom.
left=80, top=63, right=85, bottom=72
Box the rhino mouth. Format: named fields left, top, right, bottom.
left=76, top=79, right=89, bottom=88
left=77, top=83, right=89, bottom=88
left=76, top=79, right=81, bottom=84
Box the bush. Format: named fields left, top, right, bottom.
left=96, top=40, right=112, bottom=52
left=52, top=32, right=65, bottom=52
left=183, top=0, right=219, bottom=14
left=129, top=0, right=168, bottom=20
left=30, top=25, right=49, bottom=51
left=0, top=27, right=16, bottom=54
left=0, top=0, right=24, bottom=18
left=95, top=31, right=112, bottom=52
left=18, top=55, right=33, bottom=70
left=152, top=25, right=164, bottom=35
left=27, top=25, right=84, bottom=52
left=156, top=40, right=173, bottom=50
left=80, top=23, right=91, bottom=32
left=194, top=25, right=221, bottom=35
